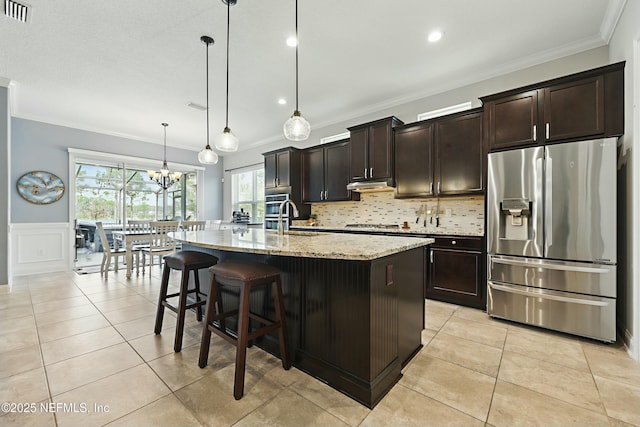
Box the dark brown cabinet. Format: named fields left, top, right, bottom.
left=426, top=236, right=485, bottom=309
left=394, top=109, right=484, bottom=198
left=264, top=148, right=292, bottom=190
left=348, top=116, right=403, bottom=184
left=483, top=62, right=624, bottom=151
left=394, top=122, right=434, bottom=197
left=435, top=110, right=484, bottom=195
left=302, top=139, right=355, bottom=202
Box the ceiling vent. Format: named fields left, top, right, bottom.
left=4, top=0, right=30, bottom=23
left=187, top=102, right=207, bottom=111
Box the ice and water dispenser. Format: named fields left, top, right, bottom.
left=499, top=198, right=532, bottom=241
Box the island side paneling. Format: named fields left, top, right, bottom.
left=182, top=244, right=425, bottom=408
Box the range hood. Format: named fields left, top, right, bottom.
left=346, top=181, right=394, bottom=192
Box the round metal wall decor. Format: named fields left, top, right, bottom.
left=16, top=171, right=65, bottom=204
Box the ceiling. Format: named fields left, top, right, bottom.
left=0, top=0, right=624, bottom=155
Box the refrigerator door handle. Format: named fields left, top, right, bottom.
left=491, top=256, right=612, bottom=274
left=490, top=283, right=609, bottom=307
left=545, top=155, right=553, bottom=253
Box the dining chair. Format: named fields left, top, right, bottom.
left=181, top=220, right=206, bottom=231
left=140, top=221, right=179, bottom=275
left=207, top=219, right=223, bottom=230
left=96, top=221, right=139, bottom=278
left=127, top=219, right=150, bottom=232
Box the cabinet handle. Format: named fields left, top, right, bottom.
left=533, top=125, right=537, bottom=142
left=430, top=251, right=434, bottom=264
left=437, top=182, right=441, bottom=194
left=364, top=168, right=368, bottom=179
left=324, top=190, right=328, bottom=200
left=369, top=167, right=373, bottom=178
left=546, top=123, right=550, bottom=140
left=320, top=191, right=324, bottom=200
left=452, top=240, right=456, bottom=245
left=430, top=182, right=434, bottom=194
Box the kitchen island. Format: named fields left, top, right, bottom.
left=170, top=229, right=432, bottom=408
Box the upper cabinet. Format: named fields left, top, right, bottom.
left=394, top=109, right=484, bottom=198
left=482, top=62, right=624, bottom=151
left=302, top=139, right=356, bottom=202
left=348, top=116, right=403, bottom=184
left=263, top=147, right=306, bottom=200
left=264, top=148, right=291, bottom=190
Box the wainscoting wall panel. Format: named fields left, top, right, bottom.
left=10, top=222, right=71, bottom=277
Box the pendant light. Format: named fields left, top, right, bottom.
left=148, top=123, right=182, bottom=189
left=283, top=0, right=310, bottom=141
left=213, top=0, right=240, bottom=152
left=198, top=35, right=219, bottom=165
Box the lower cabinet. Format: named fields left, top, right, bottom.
left=426, top=236, right=485, bottom=309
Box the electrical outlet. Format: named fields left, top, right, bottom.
left=445, top=208, right=452, bottom=217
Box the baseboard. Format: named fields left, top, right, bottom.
left=623, top=328, right=637, bottom=359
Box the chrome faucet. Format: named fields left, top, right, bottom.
left=278, top=198, right=299, bottom=235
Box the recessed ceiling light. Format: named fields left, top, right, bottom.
left=428, top=30, right=443, bottom=43
left=278, top=98, right=287, bottom=105
left=286, top=36, right=297, bottom=47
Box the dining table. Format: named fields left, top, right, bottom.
left=112, top=230, right=151, bottom=278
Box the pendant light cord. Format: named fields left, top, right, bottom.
left=163, top=123, right=167, bottom=162
left=205, top=41, right=211, bottom=147
left=295, top=0, right=299, bottom=112
left=225, top=0, right=230, bottom=128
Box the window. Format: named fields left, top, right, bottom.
left=231, top=167, right=265, bottom=223
left=75, top=161, right=198, bottom=223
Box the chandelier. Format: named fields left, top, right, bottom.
left=148, top=123, right=182, bottom=189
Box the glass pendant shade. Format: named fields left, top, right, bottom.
left=284, top=110, right=310, bottom=141
left=198, top=144, right=219, bottom=164
left=214, top=127, right=239, bottom=152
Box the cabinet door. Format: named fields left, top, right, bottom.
left=349, top=127, right=368, bottom=181
left=302, top=147, right=325, bottom=202
left=275, top=150, right=291, bottom=188
left=488, top=90, right=539, bottom=151
left=427, top=247, right=483, bottom=309
left=394, top=123, right=434, bottom=198
left=369, top=121, right=393, bottom=180
left=435, top=111, right=483, bottom=195
left=324, top=141, right=352, bottom=201
left=544, top=76, right=604, bottom=142
left=264, top=153, right=277, bottom=189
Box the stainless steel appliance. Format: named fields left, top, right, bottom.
left=487, top=138, right=617, bottom=342
left=264, top=193, right=290, bottom=231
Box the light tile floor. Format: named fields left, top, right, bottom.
left=1, top=270, right=640, bottom=426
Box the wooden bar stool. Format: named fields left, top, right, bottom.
left=198, top=261, right=291, bottom=400
left=154, top=251, right=218, bottom=352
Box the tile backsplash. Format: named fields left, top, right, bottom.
left=310, top=191, right=485, bottom=236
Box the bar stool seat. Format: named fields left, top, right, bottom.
left=198, top=261, right=291, bottom=400
left=154, top=250, right=218, bottom=353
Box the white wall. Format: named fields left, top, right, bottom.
left=609, top=0, right=640, bottom=359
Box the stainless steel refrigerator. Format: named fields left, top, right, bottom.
left=487, top=137, right=617, bottom=342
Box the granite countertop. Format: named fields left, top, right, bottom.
left=170, top=229, right=433, bottom=261
left=291, top=225, right=484, bottom=237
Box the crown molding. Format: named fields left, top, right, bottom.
left=601, top=0, right=627, bottom=44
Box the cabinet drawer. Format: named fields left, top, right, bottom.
left=432, top=237, right=482, bottom=251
